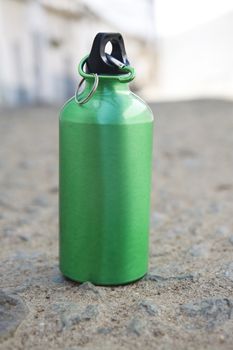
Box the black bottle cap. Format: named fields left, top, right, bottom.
left=86, top=33, right=130, bottom=75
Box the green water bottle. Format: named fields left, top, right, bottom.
left=59, top=33, right=154, bottom=285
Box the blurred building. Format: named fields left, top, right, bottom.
left=1, top=0, right=232, bottom=105
left=0, top=0, right=156, bottom=106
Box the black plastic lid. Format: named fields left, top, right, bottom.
left=86, top=33, right=130, bottom=75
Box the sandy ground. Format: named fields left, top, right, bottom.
left=0, top=100, right=233, bottom=350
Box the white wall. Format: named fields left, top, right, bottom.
left=0, top=0, right=34, bottom=104
left=144, top=11, right=233, bottom=101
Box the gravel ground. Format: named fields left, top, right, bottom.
left=0, top=99, right=233, bottom=350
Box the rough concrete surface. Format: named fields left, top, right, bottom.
left=0, top=99, right=233, bottom=349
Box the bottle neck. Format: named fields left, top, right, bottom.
left=84, top=78, right=130, bottom=96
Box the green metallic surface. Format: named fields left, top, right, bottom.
left=59, top=62, right=154, bottom=285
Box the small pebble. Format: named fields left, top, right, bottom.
left=0, top=291, right=28, bottom=340
left=138, top=300, right=158, bottom=316
left=127, top=318, right=146, bottom=336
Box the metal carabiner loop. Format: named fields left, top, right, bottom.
left=78, top=55, right=135, bottom=83
left=75, top=73, right=99, bottom=105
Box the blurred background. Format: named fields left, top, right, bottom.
left=0, top=0, right=233, bottom=106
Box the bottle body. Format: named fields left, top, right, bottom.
left=59, top=81, right=154, bottom=285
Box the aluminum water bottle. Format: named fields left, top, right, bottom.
left=59, top=33, right=154, bottom=285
